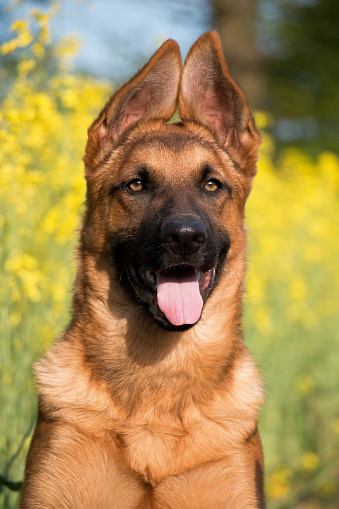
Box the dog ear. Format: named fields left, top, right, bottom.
left=179, top=32, right=260, bottom=174
left=85, top=39, right=181, bottom=165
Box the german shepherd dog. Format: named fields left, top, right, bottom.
left=20, top=32, right=265, bottom=508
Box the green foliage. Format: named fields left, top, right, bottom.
left=1, top=6, right=338, bottom=509
left=265, top=0, right=339, bottom=120
left=262, top=0, right=339, bottom=153
left=245, top=119, right=339, bottom=506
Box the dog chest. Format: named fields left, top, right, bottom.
left=113, top=409, right=245, bottom=485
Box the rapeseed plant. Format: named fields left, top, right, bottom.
left=0, top=6, right=338, bottom=508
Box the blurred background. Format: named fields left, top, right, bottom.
left=0, top=0, right=338, bottom=507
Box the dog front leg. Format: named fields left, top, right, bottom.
left=153, top=429, right=265, bottom=509
left=19, top=418, right=151, bottom=509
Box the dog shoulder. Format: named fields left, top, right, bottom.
left=34, top=337, right=120, bottom=431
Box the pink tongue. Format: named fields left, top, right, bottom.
left=157, top=268, right=203, bottom=326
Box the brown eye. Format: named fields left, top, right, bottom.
left=204, top=179, right=220, bottom=192
left=128, top=179, right=143, bottom=192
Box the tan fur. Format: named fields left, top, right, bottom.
left=20, top=32, right=265, bottom=508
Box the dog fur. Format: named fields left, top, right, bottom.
left=20, top=32, right=265, bottom=508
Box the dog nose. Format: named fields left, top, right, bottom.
left=161, top=217, right=207, bottom=256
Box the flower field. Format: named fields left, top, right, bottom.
left=245, top=129, right=339, bottom=507
left=1, top=11, right=339, bottom=508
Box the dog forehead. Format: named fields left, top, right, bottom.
left=120, top=123, right=225, bottom=179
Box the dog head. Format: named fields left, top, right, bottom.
left=82, top=32, right=260, bottom=332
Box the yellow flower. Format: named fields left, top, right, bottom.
left=39, top=25, right=51, bottom=45
left=4, top=254, right=43, bottom=302
left=18, top=59, right=36, bottom=77
left=55, top=35, right=81, bottom=72
left=32, top=42, right=45, bottom=58
left=5, top=253, right=38, bottom=274
left=253, top=110, right=274, bottom=130
left=56, top=35, right=81, bottom=58
left=318, top=151, right=339, bottom=180
left=30, top=9, right=50, bottom=25
left=255, top=306, right=273, bottom=335
left=288, top=278, right=307, bottom=300
left=246, top=274, right=265, bottom=302
left=267, top=467, right=291, bottom=499
left=21, top=270, right=42, bottom=302
left=301, top=452, right=319, bottom=471
left=0, top=18, right=34, bottom=54
left=0, top=39, right=20, bottom=54
left=52, top=281, right=67, bottom=303
left=10, top=20, right=30, bottom=32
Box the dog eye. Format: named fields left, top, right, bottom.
left=204, top=179, right=221, bottom=192
left=128, top=179, right=144, bottom=192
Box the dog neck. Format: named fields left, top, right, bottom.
left=63, top=240, right=249, bottom=413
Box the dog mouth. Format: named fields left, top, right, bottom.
left=126, top=261, right=215, bottom=329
